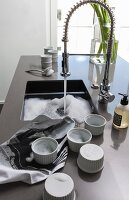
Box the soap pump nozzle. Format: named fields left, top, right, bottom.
left=118, top=93, right=128, bottom=105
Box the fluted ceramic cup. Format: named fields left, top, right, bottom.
left=41, top=54, right=52, bottom=70
left=77, top=144, right=104, bottom=173
left=47, top=49, right=58, bottom=63
left=47, top=49, right=58, bottom=58
left=84, top=114, right=106, bottom=136
left=67, top=128, right=92, bottom=153
left=43, top=173, right=75, bottom=200
left=44, top=46, right=53, bottom=54
left=31, top=137, right=58, bottom=165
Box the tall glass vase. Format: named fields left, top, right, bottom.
left=89, top=38, right=118, bottom=88
left=90, top=38, right=118, bottom=65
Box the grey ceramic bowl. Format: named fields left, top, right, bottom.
left=77, top=144, right=104, bottom=173
left=84, top=114, right=106, bottom=136
left=43, top=173, right=75, bottom=200
left=44, top=46, right=53, bottom=54
left=31, top=137, right=58, bottom=165
left=47, top=49, right=58, bottom=58
left=67, top=128, right=92, bottom=153
left=41, top=54, right=52, bottom=62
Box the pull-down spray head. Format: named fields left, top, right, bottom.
left=60, top=53, right=70, bottom=77
left=61, top=0, right=115, bottom=102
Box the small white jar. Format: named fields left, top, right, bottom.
left=31, top=137, right=58, bottom=165
left=77, top=144, right=104, bottom=173
left=43, top=173, right=75, bottom=200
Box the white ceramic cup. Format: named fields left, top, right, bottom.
left=47, top=49, right=58, bottom=58
left=67, top=128, right=92, bottom=153
left=43, top=173, right=75, bottom=200
left=77, top=143, right=104, bottom=173
left=84, top=114, right=106, bottom=136
left=31, top=137, right=58, bottom=165
left=41, top=54, right=52, bottom=62
left=44, top=46, right=53, bottom=54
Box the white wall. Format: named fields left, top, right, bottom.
left=0, top=0, right=54, bottom=102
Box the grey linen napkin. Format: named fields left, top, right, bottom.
left=0, top=115, right=75, bottom=184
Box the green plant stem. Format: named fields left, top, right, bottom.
left=91, top=2, right=118, bottom=63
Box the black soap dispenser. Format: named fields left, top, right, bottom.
left=113, top=93, right=129, bottom=129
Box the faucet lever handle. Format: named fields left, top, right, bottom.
left=99, top=91, right=115, bottom=103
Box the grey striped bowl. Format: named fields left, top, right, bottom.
left=84, top=114, right=106, bottom=136
left=31, top=137, right=58, bottom=165
left=77, top=144, right=104, bottom=173
left=67, top=128, right=92, bottom=153
left=43, top=173, right=75, bottom=200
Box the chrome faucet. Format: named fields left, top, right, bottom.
left=61, top=0, right=115, bottom=103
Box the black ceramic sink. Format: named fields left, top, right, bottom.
left=21, top=80, right=97, bottom=120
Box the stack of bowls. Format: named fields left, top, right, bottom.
left=43, top=173, right=75, bottom=200
left=41, top=54, right=54, bottom=76
left=41, top=54, right=52, bottom=70
left=47, top=49, right=58, bottom=63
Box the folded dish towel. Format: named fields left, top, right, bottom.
left=0, top=115, right=75, bottom=184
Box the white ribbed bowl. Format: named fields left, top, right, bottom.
left=47, top=49, right=58, bottom=58
left=52, top=57, right=58, bottom=63
left=31, top=137, right=58, bottom=165
left=43, top=173, right=75, bottom=200
left=41, top=62, right=52, bottom=69
left=41, top=54, right=52, bottom=62
left=44, top=46, right=53, bottom=54
left=67, top=128, right=92, bottom=153
left=84, top=114, right=106, bottom=136
left=77, top=144, right=104, bottom=173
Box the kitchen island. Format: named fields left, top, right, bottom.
left=0, top=55, right=129, bottom=200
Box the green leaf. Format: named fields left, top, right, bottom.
left=91, top=1, right=117, bottom=63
